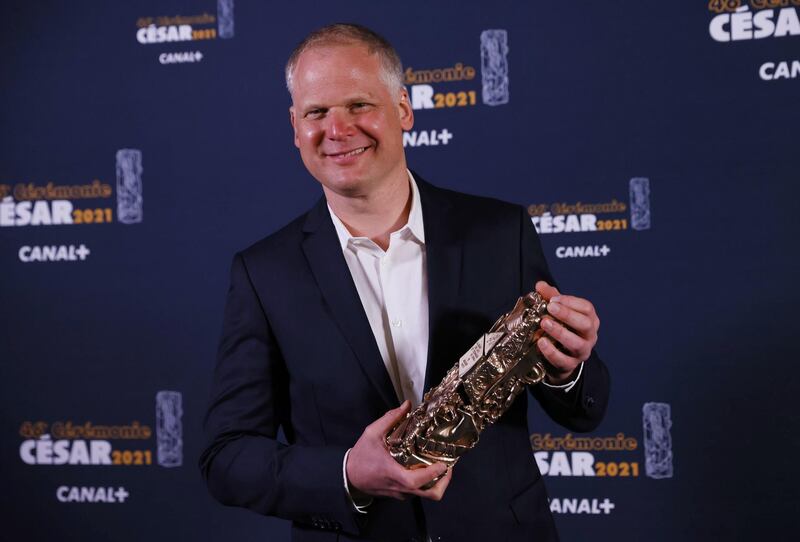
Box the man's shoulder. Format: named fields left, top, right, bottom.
left=237, top=199, right=320, bottom=264
left=416, top=175, right=525, bottom=224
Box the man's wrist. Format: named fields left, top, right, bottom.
left=342, top=448, right=372, bottom=513
left=542, top=361, right=584, bottom=393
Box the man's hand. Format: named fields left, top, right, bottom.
left=346, top=400, right=453, bottom=501
left=535, top=281, right=600, bottom=385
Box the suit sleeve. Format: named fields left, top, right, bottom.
left=199, top=253, right=363, bottom=534
left=518, top=207, right=610, bottom=432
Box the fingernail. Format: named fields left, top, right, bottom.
left=538, top=338, right=549, bottom=349
left=551, top=295, right=561, bottom=303
left=549, top=302, right=561, bottom=314
left=542, top=319, right=553, bottom=330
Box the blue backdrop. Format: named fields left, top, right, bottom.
left=2, top=1, right=799, bottom=540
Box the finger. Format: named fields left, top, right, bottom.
left=541, top=316, right=589, bottom=354
left=535, top=281, right=560, bottom=301
left=410, top=466, right=453, bottom=501
left=368, top=400, right=411, bottom=435
left=546, top=302, right=595, bottom=336
left=397, top=462, right=449, bottom=491
left=551, top=295, right=600, bottom=334
left=537, top=337, right=583, bottom=372
left=549, top=294, right=596, bottom=317
left=397, top=462, right=448, bottom=490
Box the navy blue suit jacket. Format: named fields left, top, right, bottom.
left=200, top=176, right=610, bottom=542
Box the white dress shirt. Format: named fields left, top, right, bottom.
left=328, top=172, right=429, bottom=407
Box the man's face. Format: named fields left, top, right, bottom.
left=289, top=43, right=414, bottom=198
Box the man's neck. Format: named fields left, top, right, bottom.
left=325, top=169, right=411, bottom=251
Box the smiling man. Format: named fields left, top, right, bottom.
left=288, top=30, right=416, bottom=251
left=201, top=23, right=609, bottom=542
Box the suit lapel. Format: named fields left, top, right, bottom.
left=301, top=198, right=398, bottom=410
left=416, top=176, right=464, bottom=391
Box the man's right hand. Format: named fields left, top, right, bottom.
left=346, top=400, right=453, bottom=501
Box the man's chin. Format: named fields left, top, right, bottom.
left=316, top=173, right=370, bottom=199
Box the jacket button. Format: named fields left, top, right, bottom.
left=584, top=396, right=595, bottom=408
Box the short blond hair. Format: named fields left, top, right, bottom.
left=285, top=23, right=404, bottom=97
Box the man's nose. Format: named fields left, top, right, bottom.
left=325, top=108, right=355, bottom=139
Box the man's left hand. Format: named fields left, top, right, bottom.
left=534, top=281, right=600, bottom=385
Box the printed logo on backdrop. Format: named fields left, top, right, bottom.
left=532, top=401, right=674, bottom=516
left=642, top=402, right=673, bottom=479
left=17, top=391, right=182, bottom=503
left=707, top=1, right=800, bottom=81
left=135, top=0, right=234, bottom=65
left=527, top=177, right=651, bottom=260
left=1, top=149, right=143, bottom=264
left=403, top=29, right=510, bottom=149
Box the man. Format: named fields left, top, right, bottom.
left=200, top=24, right=609, bottom=542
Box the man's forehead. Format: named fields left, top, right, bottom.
left=291, top=43, right=387, bottom=104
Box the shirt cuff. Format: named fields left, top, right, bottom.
left=542, top=361, right=584, bottom=393
left=342, top=448, right=372, bottom=514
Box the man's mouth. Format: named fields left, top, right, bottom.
left=327, top=146, right=370, bottom=158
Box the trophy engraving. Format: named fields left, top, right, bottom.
left=386, top=291, right=549, bottom=469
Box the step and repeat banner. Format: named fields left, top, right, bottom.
left=1, top=1, right=798, bottom=541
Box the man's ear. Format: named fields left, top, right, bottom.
left=398, top=89, right=414, bottom=132
left=289, top=106, right=300, bottom=148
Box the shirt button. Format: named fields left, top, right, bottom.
left=391, top=319, right=402, bottom=327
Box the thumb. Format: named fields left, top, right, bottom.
left=535, top=280, right=560, bottom=301
left=371, top=400, right=412, bottom=434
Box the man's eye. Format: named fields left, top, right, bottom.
left=305, top=109, right=325, bottom=119
left=351, top=103, right=371, bottom=111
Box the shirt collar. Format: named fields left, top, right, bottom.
left=327, top=170, right=425, bottom=251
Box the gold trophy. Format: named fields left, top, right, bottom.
left=386, top=291, right=549, bottom=470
